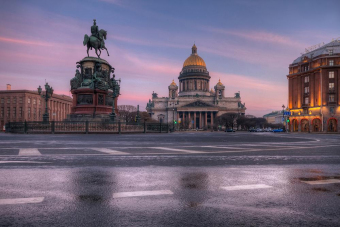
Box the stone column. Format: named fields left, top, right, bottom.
left=194, top=112, right=196, bottom=129
left=205, top=112, right=207, bottom=128
left=199, top=112, right=202, bottom=129
left=211, top=112, right=214, bottom=127
left=188, top=112, right=191, bottom=129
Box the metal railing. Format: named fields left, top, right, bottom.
left=5, top=121, right=168, bottom=134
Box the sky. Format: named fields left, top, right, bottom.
left=0, top=0, right=339, bottom=117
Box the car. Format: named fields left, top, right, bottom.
left=249, top=128, right=256, bottom=132
left=256, top=128, right=263, bottom=132
left=225, top=128, right=235, bottom=132
left=272, top=128, right=283, bottom=133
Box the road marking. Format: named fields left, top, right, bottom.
left=0, top=197, right=44, bottom=205
left=221, top=184, right=272, bottom=191
left=301, top=179, right=340, bottom=185
left=113, top=190, right=173, bottom=198
left=92, top=148, right=129, bottom=155
left=19, top=148, right=41, bottom=156
left=0, top=161, right=50, bottom=164
left=151, top=147, right=206, bottom=154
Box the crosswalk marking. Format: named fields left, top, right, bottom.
left=301, top=179, right=340, bottom=185
left=91, top=148, right=129, bottom=155
left=0, top=197, right=44, bottom=205
left=151, top=147, right=206, bottom=154
left=19, top=148, right=41, bottom=156
left=113, top=190, right=173, bottom=198
left=0, top=161, right=50, bottom=164
left=220, top=184, right=272, bottom=191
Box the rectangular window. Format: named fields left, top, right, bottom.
left=19, top=107, right=22, bottom=117
left=7, top=98, right=10, bottom=104
left=329, top=94, right=335, bottom=102
left=330, top=107, right=335, bottom=114
left=28, top=107, right=31, bottom=118
left=28, top=98, right=31, bottom=104
left=304, top=87, right=309, bottom=94
left=39, top=99, right=41, bottom=105
left=33, top=99, right=36, bottom=105
left=33, top=108, right=36, bottom=119
left=329, top=71, right=334, bottom=78
left=304, top=76, right=309, bottom=83
left=329, top=49, right=333, bottom=55
left=329, top=83, right=334, bottom=90
left=0, top=98, right=3, bottom=104
left=13, top=107, right=16, bottom=117
left=305, top=97, right=309, bottom=104
left=19, top=97, right=23, bottom=103
left=329, top=60, right=334, bottom=66
left=39, top=109, right=41, bottom=118
left=13, top=97, right=16, bottom=103
left=0, top=107, right=3, bottom=117
left=7, top=107, right=10, bottom=117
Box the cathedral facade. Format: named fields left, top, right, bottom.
left=146, top=44, right=246, bottom=129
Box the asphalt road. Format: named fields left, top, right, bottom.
left=0, top=131, right=340, bottom=226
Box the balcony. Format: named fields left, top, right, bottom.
left=328, top=89, right=336, bottom=93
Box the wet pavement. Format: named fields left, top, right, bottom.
left=0, top=132, right=340, bottom=226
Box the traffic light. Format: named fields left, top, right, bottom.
left=174, top=120, right=177, bottom=124
left=286, top=117, right=290, bottom=123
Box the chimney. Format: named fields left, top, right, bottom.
left=6, top=84, right=11, bottom=90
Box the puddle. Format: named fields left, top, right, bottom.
left=78, top=194, right=103, bottom=202
left=299, top=176, right=340, bottom=181
left=311, top=187, right=331, bottom=192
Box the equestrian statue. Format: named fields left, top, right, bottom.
left=83, top=19, right=110, bottom=58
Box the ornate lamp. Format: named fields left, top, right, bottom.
left=37, top=82, right=53, bottom=122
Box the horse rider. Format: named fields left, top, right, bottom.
left=91, top=19, right=103, bottom=48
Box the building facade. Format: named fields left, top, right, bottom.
left=146, top=44, right=246, bottom=129
left=263, top=111, right=283, bottom=124
left=0, top=87, right=73, bottom=129
left=287, top=39, right=340, bottom=132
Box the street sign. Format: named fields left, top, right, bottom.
left=284, top=111, right=291, bottom=116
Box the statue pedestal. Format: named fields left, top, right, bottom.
left=69, top=57, right=119, bottom=121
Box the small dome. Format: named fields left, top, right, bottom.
left=170, top=79, right=177, bottom=86
left=183, top=44, right=206, bottom=67
left=216, top=79, right=223, bottom=86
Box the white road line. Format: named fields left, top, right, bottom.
left=0, top=197, right=44, bottom=205
left=19, top=148, right=41, bottom=156
left=0, top=161, right=50, bottom=164
left=221, top=184, right=272, bottom=191
left=113, top=190, right=173, bottom=198
left=301, top=179, right=340, bottom=185
left=92, top=148, right=129, bottom=155
left=151, top=147, right=206, bottom=154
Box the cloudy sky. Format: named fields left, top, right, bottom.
left=1, top=0, right=339, bottom=116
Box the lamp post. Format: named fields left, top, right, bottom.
left=136, top=105, right=141, bottom=125
left=169, top=98, right=177, bottom=131
left=282, top=104, right=285, bottom=130
left=110, top=78, right=120, bottom=122
left=37, top=83, right=54, bottom=123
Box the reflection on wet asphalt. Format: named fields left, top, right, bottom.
left=0, top=166, right=340, bottom=226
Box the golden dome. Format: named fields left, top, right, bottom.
left=170, top=79, right=177, bottom=86
left=216, top=78, right=223, bottom=86
left=183, top=44, right=206, bottom=67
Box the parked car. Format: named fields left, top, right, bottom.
left=272, top=128, right=283, bottom=133
left=249, top=128, right=257, bottom=132
left=225, top=128, right=235, bottom=132
left=256, top=128, right=263, bottom=132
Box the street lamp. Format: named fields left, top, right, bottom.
left=282, top=104, right=285, bottom=130
left=169, top=99, right=177, bottom=131
left=109, top=78, right=121, bottom=122
left=37, top=83, right=54, bottom=123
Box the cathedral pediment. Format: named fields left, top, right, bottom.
left=182, top=101, right=214, bottom=107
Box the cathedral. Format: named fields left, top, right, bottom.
left=146, top=44, right=246, bottom=129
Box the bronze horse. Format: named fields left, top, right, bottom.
left=83, top=29, right=110, bottom=58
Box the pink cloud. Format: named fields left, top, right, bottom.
left=0, top=36, right=53, bottom=46
left=204, top=27, right=305, bottom=49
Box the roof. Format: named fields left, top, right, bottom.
left=292, top=39, right=340, bottom=64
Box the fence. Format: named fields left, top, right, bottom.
left=5, top=121, right=169, bottom=134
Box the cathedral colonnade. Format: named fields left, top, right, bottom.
left=177, top=111, right=216, bottom=129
